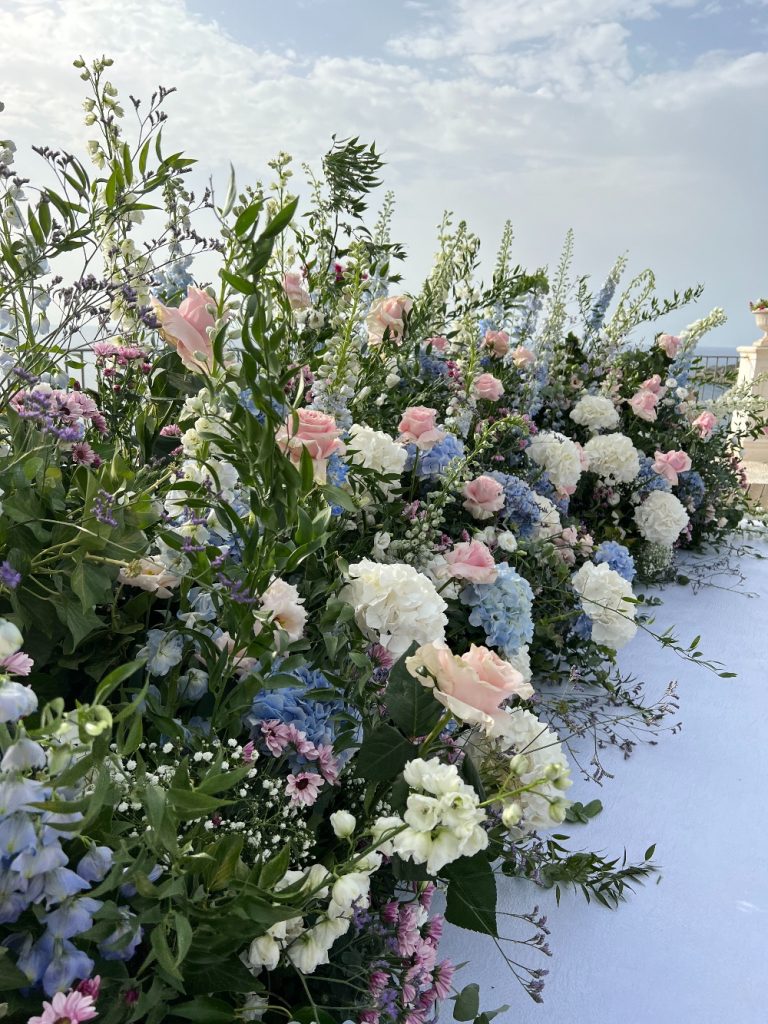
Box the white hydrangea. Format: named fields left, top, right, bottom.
left=486, top=708, right=572, bottom=832
left=583, top=433, right=640, bottom=484
left=569, top=393, right=620, bottom=433
left=505, top=643, right=532, bottom=685
left=532, top=494, right=562, bottom=541
left=165, top=458, right=238, bottom=516
left=373, top=757, right=488, bottom=875
left=526, top=431, right=582, bottom=492
left=571, top=561, right=637, bottom=650
left=347, top=423, right=407, bottom=495
left=339, top=559, right=447, bottom=658
left=634, top=490, right=690, bottom=547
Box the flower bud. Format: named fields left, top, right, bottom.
left=502, top=802, right=522, bottom=827
left=330, top=810, right=356, bottom=839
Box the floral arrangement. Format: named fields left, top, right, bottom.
left=0, top=59, right=760, bottom=1024
left=749, top=298, right=768, bottom=312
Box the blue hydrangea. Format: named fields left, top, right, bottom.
left=460, top=562, right=534, bottom=658
left=487, top=472, right=541, bottom=538
left=634, top=455, right=672, bottom=498
left=326, top=452, right=350, bottom=516
left=418, top=349, right=449, bottom=379
left=594, top=540, right=636, bottom=582
left=244, top=666, right=361, bottom=767
left=405, top=434, right=465, bottom=480
left=571, top=613, right=593, bottom=641
left=531, top=471, right=570, bottom=516
left=677, top=470, right=706, bottom=511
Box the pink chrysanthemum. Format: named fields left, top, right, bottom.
left=285, top=771, right=324, bottom=807
left=27, top=989, right=98, bottom=1024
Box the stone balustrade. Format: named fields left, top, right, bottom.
left=736, top=313, right=768, bottom=503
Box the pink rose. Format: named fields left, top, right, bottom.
left=283, top=271, right=311, bottom=310
left=426, top=335, right=448, bottom=352
left=151, top=286, right=216, bottom=372
left=473, top=373, right=504, bottom=402
left=484, top=330, right=509, bottom=357
left=260, top=577, right=308, bottom=642
left=692, top=411, right=717, bottom=439
left=118, top=558, right=179, bottom=599
left=406, top=641, right=533, bottom=728
left=366, top=295, right=413, bottom=346
left=652, top=449, right=692, bottom=486
left=628, top=388, right=658, bottom=422
left=443, top=539, right=498, bottom=584
left=512, top=346, right=535, bottom=369
left=398, top=406, right=446, bottom=450
left=553, top=526, right=579, bottom=566
left=641, top=374, right=666, bottom=396
left=276, top=408, right=345, bottom=481
left=462, top=475, right=506, bottom=520
left=658, top=333, right=681, bottom=359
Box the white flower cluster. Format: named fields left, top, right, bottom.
left=532, top=494, right=563, bottom=541
left=180, top=387, right=231, bottom=457
left=634, top=490, right=690, bottom=547
left=583, top=432, right=640, bottom=484
left=527, top=431, right=582, bottom=492
left=569, top=393, right=620, bottom=433
left=347, top=423, right=407, bottom=496
left=485, top=708, right=572, bottom=832
left=340, top=559, right=447, bottom=658
left=373, top=757, right=488, bottom=875
left=571, top=561, right=637, bottom=650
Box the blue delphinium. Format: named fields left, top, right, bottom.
left=634, top=455, right=672, bottom=498
left=594, top=540, right=636, bottom=583
left=405, top=434, right=465, bottom=480
left=460, top=562, right=534, bottom=658
left=244, top=666, right=361, bottom=767
left=487, top=472, right=541, bottom=538
left=326, top=452, right=350, bottom=516
left=677, top=470, right=706, bottom=511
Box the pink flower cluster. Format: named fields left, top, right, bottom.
left=276, top=408, right=345, bottom=482
left=398, top=407, right=445, bottom=450
left=11, top=387, right=107, bottom=436
left=692, top=410, right=717, bottom=439
left=28, top=978, right=100, bottom=1024
left=358, top=886, right=454, bottom=1024
left=444, top=539, right=498, bottom=584
left=652, top=449, right=692, bottom=486
left=92, top=341, right=149, bottom=373
left=258, top=719, right=340, bottom=806
left=151, top=286, right=216, bottom=372
left=628, top=374, right=667, bottom=423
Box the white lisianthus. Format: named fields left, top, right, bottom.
left=526, top=431, right=582, bottom=492
left=569, top=393, right=620, bottom=433
left=347, top=423, right=407, bottom=495
left=497, top=530, right=518, bottom=553
left=339, top=560, right=447, bottom=658
left=634, top=490, right=690, bottom=546
left=485, top=708, right=572, bottom=832
left=329, top=810, right=356, bottom=838
left=583, top=433, right=640, bottom=484
left=571, top=561, right=637, bottom=650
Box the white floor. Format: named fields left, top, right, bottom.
left=437, top=537, right=768, bottom=1024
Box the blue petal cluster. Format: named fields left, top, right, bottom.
left=487, top=472, right=541, bottom=538
left=634, top=455, right=672, bottom=497
left=677, top=470, right=706, bottom=511
left=326, top=452, right=350, bottom=516
left=460, top=562, right=534, bottom=658
left=405, top=434, right=465, bottom=480
left=531, top=471, right=570, bottom=516
left=594, top=540, right=636, bottom=583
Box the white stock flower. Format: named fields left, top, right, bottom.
left=526, top=431, right=582, bottom=492
left=634, top=490, right=690, bottom=547
left=569, top=393, right=620, bottom=433
left=571, top=561, right=637, bottom=650
left=339, top=560, right=447, bottom=658
left=583, top=433, right=640, bottom=484
left=347, top=423, right=407, bottom=494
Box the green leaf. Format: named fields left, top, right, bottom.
left=220, top=268, right=255, bottom=294
left=454, top=983, right=480, bottom=1021
left=171, top=996, right=234, bottom=1022
left=183, top=956, right=256, bottom=995
left=0, top=947, right=28, bottom=991
left=150, top=923, right=183, bottom=981
left=168, top=788, right=235, bottom=819
left=319, top=484, right=358, bottom=513
left=71, top=561, right=115, bottom=612
left=258, top=843, right=292, bottom=890
left=234, top=200, right=262, bottom=237
left=355, top=726, right=416, bottom=782
left=385, top=651, right=442, bottom=737
left=260, top=196, right=299, bottom=239
left=444, top=853, right=498, bottom=936
left=293, top=1009, right=336, bottom=1024
left=173, top=913, right=194, bottom=966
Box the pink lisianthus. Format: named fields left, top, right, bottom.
left=282, top=271, right=311, bottom=310
left=511, top=346, right=535, bottom=369
left=406, top=641, right=533, bottom=728
left=366, top=295, right=413, bottom=346
left=628, top=388, right=659, bottom=422
left=285, top=771, right=324, bottom=807
left=473, top=373, right=504, bottom=402
left=461, top=475, right=505, bottom=520
left=443, top=539, right=498, bottom=584
left=259, top=577, right=307, bottom=641
left=484, top=329, right=509, bottom=357
left=657, top=333, right=682, bottom=359
left=275, top=408, right=345, bottom=482
left=640, top=374, right=666, bottom=396
left=118, top=559, right=179, bottom=599
left=0, top=651, right=34, bottom=676
left=398, top=406, right=446, bottom=450
left=315, top=743, right=341, bottom=784
left=151, top=286, right=216, bottom=372
left=27, top=989, right=98, bottom=1024
left=692, top=410, right=717, bottom=439
left=652, top=449, right=692, bottom=486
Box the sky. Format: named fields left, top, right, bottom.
left=1, top=0, right=767, bottom=348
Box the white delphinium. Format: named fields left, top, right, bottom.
left=677, top=307, right=727, bottom=358
left=347, top=423, right=407, bottom=496
left=571, top=561, right=637, bottom=650
left=372, top=757, right=488, bottom=875
left=583, top=433, right=640, bottom=484
left=569, top=393, right=620, bottom=433
left=526, top=431, right=582, bottom=492
left=634, top=491, right=690, bottom=547
left=339, top=560, right=448, bottom=658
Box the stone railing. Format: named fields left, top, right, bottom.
left=735, top=313, right=768, bottom=503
